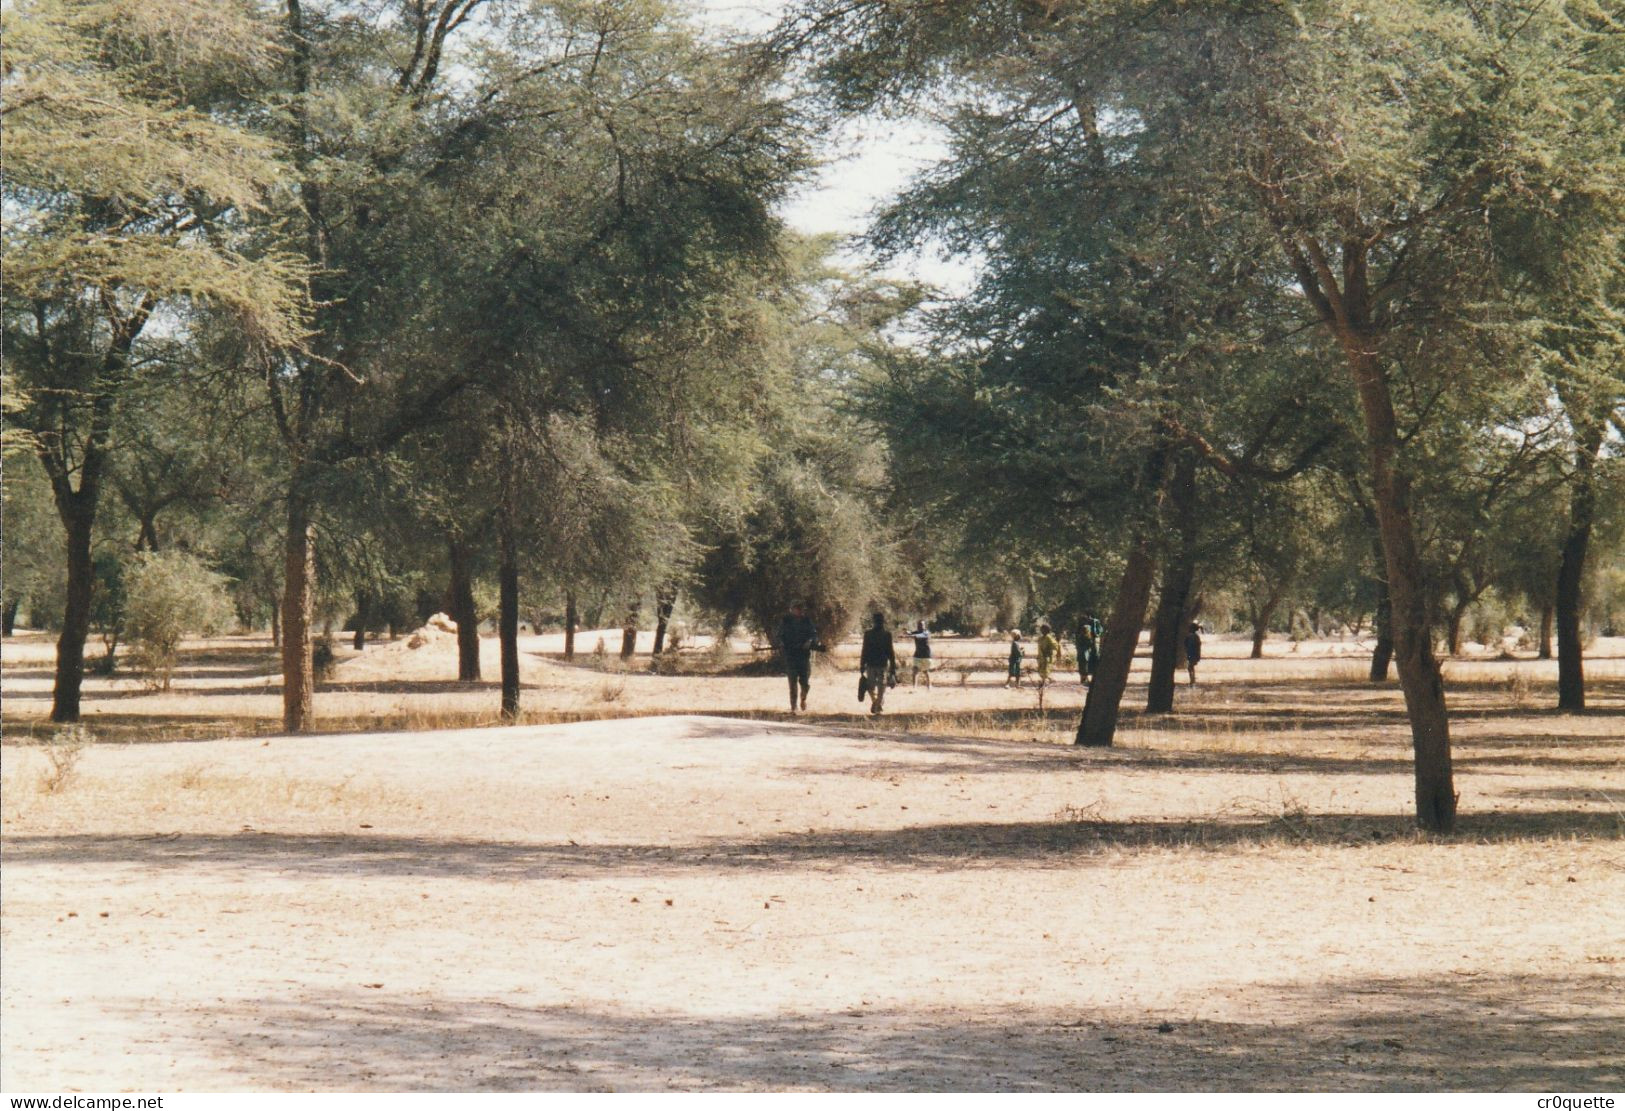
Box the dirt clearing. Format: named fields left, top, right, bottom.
left=3, top=691, right=1621, bottom=1091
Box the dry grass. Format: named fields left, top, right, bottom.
left=6, top=628, right=1619, bottom=745
left=5, top=628, right=1622, bottom=838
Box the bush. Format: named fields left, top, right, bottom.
left=1289, top=610, right=1315, bottom=642
left=312, top=634, right=338, bottom=681
left=38, top=724, right=92, bottom=794
left=1467, top=592, right=1512, bottom=650
left=121, top=551, right=234, bottom=690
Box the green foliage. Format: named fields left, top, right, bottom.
left=688, top=243, right=917, bottom=642
left=1, top=454, right=66, bottom=629
left=792, top=0, right=1625, bottom=647
left=2, top=0, right=308, bottom=343
left=695, top=452, right=896, bottom=644
left=120, top=550, right=234, bottom=689
left=2, top=0, right=310, bottom=720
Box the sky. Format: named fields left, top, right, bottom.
left=692, top=0, right=978, bottom=295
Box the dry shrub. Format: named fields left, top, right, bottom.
left=598, top=678, right=626, bottom=703
left=37, top=724, right=92, bottom=794
left=1503, top=668, right=1532, bottom=708
left=1053, top=799, right=1105, bottom=823
left=1220, top=788, right=1314, bottom=842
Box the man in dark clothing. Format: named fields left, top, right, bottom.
left=1184, top=621, right=1203, bottom=686
left=1077, top=613, right=1102, bottom=684
left=779, top=601, right=819, bottom=712
left=860, top=612, right=898, bottom=715
left=908, top=620, right=933, bottom=687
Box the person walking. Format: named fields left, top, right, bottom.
left=1184, top=621, right=1203, bottom=686
left=859, top=612, right=898, bottom=715
left=778, top=601, right=819, bottom=712
left=1077, top=614, right=1101, bottom=684
left=1004, top=631, right=1025, bottom=688
left=1035, top=624, right=1060, bottom=686
left=908, top=620, right=934, bottom=688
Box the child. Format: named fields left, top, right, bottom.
left=1035, top=624, right=1059, bottom=686
left=1004, top=631, right=1025, bottom=688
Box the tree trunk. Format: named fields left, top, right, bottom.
left=499, top=518, right=520, bottom=721
left=1278, top=235, right=1451, bottom=828
left=585, top=589, right=610, bottom=629
left=447, top=536, right=480, bottom=682
left=564, top=590, right=577, bottom=661
left=1147, top=453, right=1199, bottom=714
left=95, top=625, right=119, bottom=677
left=280, top=488, right=316, bottom=733
left=270, top=598, right=281, bottom=650
left=49, top=510, right=96, bottom=722
left=135, top=514, right=159, bottom=553
left=352, top=591, right=368, bottom=651
left=35, top=294, right=152, bottom=723
left=651, top=587, right=677, bottom=655
left=2, top=598, right=19, bottom=637
left=1249, top=586, right=1284, bottom=660
left=1369, top=573, right=1394, bottom=682
left=1446, top=603, right=1467, bottom=658
left=1555, top=433, right=1599, bottom=711
left=1075, top=534, right=1158, bottom=746
left=1341, top=327, right=1454, bottom=831
left=620, top=605, right=638, bottom=660
left=1537, top=603, right=1553, bottom=660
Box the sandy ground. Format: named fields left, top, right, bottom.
left=2, top=631, right=1622, bottom=1091
left=3, top=625, right=1621, bottom=742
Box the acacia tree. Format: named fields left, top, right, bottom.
left=1231, top=477, right=1338, bottom=660
left=784, top=0, right=1625, bottom=831
left=689, top=244, right=921, bottom=648
left=1552, top=401, right=1614, bottom=706
left=3, top=0, right=308, bottom=721
left=1539, top=285, right=1625, bottom=708
left=366, top=8, right=807, bottom=719
left=854, top=63, right=1340, bottom=742
left=252, top=0, right=804, bottom=730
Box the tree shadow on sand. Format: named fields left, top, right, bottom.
left=6, top=803, right=1617, bottom=882
left=685, top=715, right=1625, bottom=779
left=151, top=971, right=1623, bottom=1090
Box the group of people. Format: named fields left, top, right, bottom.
left=1006, top=617, right=1202, bottom=687
left=776, top=603, right=927, bottom=715
left=776, top=602, right=1205, bottom=715
left=1005, top=616, right=1104, bottom=688
left=1001, top=625, right=1060, bottom=688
